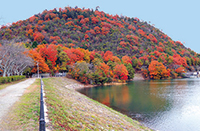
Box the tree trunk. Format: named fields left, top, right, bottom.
left=3, top=70, right=6, bottom=77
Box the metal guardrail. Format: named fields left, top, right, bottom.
left=39, top=78, right=45, bottom=131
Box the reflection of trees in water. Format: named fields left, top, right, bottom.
left=79, top=79, right=191, bottom=116
left=78, top=79, right=200, bottom=130
left=99, top=85, right=131, bottom=107
left=85, top=82, right=169, bottom=114
left=121, top=86, right=130, bottom=104
left=101, top=92, right=111, bottom=106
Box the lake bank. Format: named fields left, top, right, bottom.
left=67, top=73, right=145, bottom=90
left=43, top=77, right=152, bottom=130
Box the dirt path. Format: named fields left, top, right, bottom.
left=0, top=78, right=36, bottom=121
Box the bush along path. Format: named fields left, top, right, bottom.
left=0, top=76, right=26, bottom=91
left=0, top=75, right=26, bottom=85
left=43, top=77, right=152, bottom=131
left=0, top=78, right=38, bottom=130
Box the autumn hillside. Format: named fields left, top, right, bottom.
left=0, top=6, right=200, bottom=81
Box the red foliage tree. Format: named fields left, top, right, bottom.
left=119, top=41, right=127, bottom=47
left=77, top=15, right=84, bottom=19
left=101, top=27, right=110, bottom=35
left=33, top=32, right=44, bottom=43
left=138, top=29, right=145, bottom=37
left=84, top=34, right=89, bottom=40
left=91, top=17, right=99, bottom=24
left=128, top=25, right=136, bottom=31
left=94, top=26, right=101, bottom=34
left=113, top=64, right=128, bottom=81
left=173, top=54, right=187, bottom=67
left=64, top=48, right=84, bottom=64
left=103, top=51, right=113, bottom=62
left=39, top=44, right=58, bottom=70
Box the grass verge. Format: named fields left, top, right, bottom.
left=0, top=79, right=40, bottom=131
left=43, top=77, right=152, bottom=131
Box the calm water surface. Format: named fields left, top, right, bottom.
left=78, top=78, right=200, bottom=131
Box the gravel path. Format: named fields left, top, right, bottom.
left=0, top=78, right=36, bottom=121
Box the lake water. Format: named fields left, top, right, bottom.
left=78, top=78, right=200, bottom=131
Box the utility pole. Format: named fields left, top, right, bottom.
left=37, top=62, right=39, bottom=78
left=0, top=60, right=2, bottom=76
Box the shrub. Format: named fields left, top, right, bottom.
left=7, top=77, right=12, bottom=82
left=10, top=76, right=14, bottom=81
left=0, top=75, right=26, bottom=84
left=0, top=77, right=6, bottom=84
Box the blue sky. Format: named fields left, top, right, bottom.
left=0, top=0, right=200, bottom=53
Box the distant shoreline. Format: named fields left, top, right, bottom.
left=66, top=73, right=145, bottom=90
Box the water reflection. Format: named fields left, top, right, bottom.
left=78, top=78, right=200, bottom=131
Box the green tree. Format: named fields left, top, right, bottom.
left=125, top=63, right=135, bottom=80
left=107, top=60, right=116, bottom=70
left=32, top=41, right=38, bottom=48
left=56, top=46, right=69, bottom=72
left=41, top=40, right=47, bottom=44
left=132, top=59, right=138, bottom=68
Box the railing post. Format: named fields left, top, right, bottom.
left=39, top=78, right=45, bottom=131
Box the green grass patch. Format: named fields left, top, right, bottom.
left=43, top=77, right=152, bottom=131
left=43, top=78, right=83, bottom=130
left=0, top=79, right=40, bottom=131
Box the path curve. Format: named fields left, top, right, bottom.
left=0, top=78, right=36, bottom=121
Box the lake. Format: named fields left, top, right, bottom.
left=78, top=78, right=200, bottom=131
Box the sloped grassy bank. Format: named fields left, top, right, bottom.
left=43, top=77, right=152, bottom=131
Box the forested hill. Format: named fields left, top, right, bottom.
left=0, top=6, right=200, bottom=80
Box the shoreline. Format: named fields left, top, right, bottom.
left=59, top=77, right=153, bottom=130
left=67, top=73, right=145, bottom=90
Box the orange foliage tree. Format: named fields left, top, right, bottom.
left=112, top=56, right=121, bottom=63
left=122, top=56, right=132, bottom=65
left=175, top=67, right=185, bottom=76
left=103, top=51, right=113, bottom=62
left=29, top=50, right=49, bottom=73
left=98, top=63, right=110, bottom=77
left=148, top=60, right=170, bottom=79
